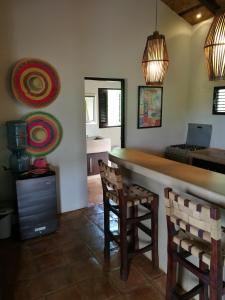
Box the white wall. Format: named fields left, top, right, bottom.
left=0, top=0, right=87, bottom=212
left=0, top=0, right=193, bottom=212
left=85, top=80, right=121, bottom=148
left=187, top=19, right=225, bottom=149
left=79, top=0, right=193, bottom=152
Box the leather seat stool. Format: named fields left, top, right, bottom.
left=98, top=160, right=159, bottom=281
left=165, top=187, right=225, bottom=300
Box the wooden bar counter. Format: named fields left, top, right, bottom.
left=109, top=148, right=225, bottom=280
left=109, top=148, right=225, bottom=206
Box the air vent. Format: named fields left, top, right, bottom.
left=213, top=86, right=225, bottom=114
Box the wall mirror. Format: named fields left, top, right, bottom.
left=85, top=77, right=125, bottom=148
left=85, top=94, right=96, bottom=123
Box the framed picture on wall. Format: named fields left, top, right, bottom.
left=138, top=86, right=163, bottom=129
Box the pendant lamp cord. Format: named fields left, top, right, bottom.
left=155, top=0, right=158, bottom=31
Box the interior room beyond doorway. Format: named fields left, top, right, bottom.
left=84, top=77, right=124, bottom=206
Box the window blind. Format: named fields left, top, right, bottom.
left=213, top=86, right=225, bottom=114
left=98, top=88, right=108, bottom=128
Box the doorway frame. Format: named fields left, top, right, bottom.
left=84, top=77, right=125, bottom=148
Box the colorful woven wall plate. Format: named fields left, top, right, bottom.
left=23, top=112, right=63, bottom=156
left=12, top=58, right=60, bottom=108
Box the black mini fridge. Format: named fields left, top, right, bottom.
left=15, top=171, right=58, bottom=240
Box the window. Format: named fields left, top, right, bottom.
left=98, top=88, right=121, bottom=128
left=85, top=95, right=96, bottom=123
left=213, top=86, right=225, bottom=114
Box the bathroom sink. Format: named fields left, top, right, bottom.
left=87, top=136, right=103, bottom=140
left=86, top=137, right=111, bottom=154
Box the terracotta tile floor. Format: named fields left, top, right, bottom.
left=0, top=204, right=166, bottom=300
left=88, top=175, right=103, bottom=205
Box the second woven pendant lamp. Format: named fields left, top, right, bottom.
left=142, top=0, right=169, bottom=86
left=204, top=12, right=225, bottom=81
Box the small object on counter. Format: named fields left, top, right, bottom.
left=33, top=157, right=48, bottom=169
left=19, top=168, right=54, bottom=179
left=18, top=157, right=50, bottom=178
left=32, top=157, right=49, bottom=175
left=31, top=168, right=49, bottom=175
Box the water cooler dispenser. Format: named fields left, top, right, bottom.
left=5, top=120, right=58, bottom=240
left=6, top=120, right=31, bottom=173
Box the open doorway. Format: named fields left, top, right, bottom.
left=84, top=77, right=125, bottom=206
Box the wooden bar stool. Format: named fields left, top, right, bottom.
left=98, top=160, right=159, bottom=281
left=164, top=187, right=225, bottom=300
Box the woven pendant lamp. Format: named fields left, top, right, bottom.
left=142, top=0, right=169, bottom=85
left=204, top=12, right=225, bottom=81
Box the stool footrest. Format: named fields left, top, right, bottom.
left=127, top=212, right=151, bottom=225
left=128, top=243, right=152, bottom=259
left=108, top=231, right=120, bottom=245
left=137, top=223, right=152, bottom=237
left=109, top=204, right=119, bottom=217
left=140, top=202, right=152, bottom=210
left=176, top=252, right=209, bottom=284
left=173, top=283, right=203, bottom=300
left=179, top=250, right=191, bottom=259
left=107, top=229, right=133, bottom=245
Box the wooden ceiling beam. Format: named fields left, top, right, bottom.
left=198, top=0, right=221, bottom=15
left=179, top=4, right=203, bottom=16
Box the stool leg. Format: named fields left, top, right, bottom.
left=209, top=239, right=223, bottom=300
left=151, top=196, right=159, bottom=269
left=103, top=197, right=110, bottom=261
left=166, top=213, right=177, bottom=300
left=209, top=267, right=223, bottom=298
left=199, top=260, right=208, bottom=300
left=210, top=285, right=222, bottom=300
left=166, top=249, right=177, bottom=300
left=120, top=198, right=129, bottom=281
left=130, top=205, right=138, bottom=252
left=209, top=209, right=223, bottom=300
